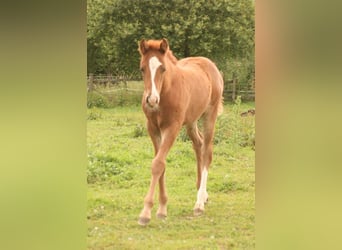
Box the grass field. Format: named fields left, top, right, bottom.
left=87, top=100, right=255, bottom=249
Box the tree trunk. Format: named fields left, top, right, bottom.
left=232, top=73, right=237, bottom=101
left=183, top=29, right=190, bottom=57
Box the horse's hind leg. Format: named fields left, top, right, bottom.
left=193, top=106, right=219, bottom=216
left=186, top=123, right=203, bottom=190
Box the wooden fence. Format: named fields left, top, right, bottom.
left=87, top=74, right=255, bottom=103
left=223, top=78, right=255, bottom=102
left=87, top=73, right=139, bottom=91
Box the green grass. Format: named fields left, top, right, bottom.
left=87, top=101, right=255, bottom=249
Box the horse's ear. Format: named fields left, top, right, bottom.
left=139, top=39, right=148, bottom=55
left=160, top=38, right=169, bottom=54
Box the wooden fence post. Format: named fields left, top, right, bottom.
left=106, top=73, right=112, bottom=88
left=88, top=73, right=94, bottom=92
left=232, top=73, right=237, bottom=101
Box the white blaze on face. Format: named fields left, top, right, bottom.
left=148, top=56, right=162, bottom=104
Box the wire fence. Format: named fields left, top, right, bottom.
left=87, top=74, right=255, bottom=107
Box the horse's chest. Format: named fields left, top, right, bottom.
left=145, top=108, right=183, bottom=129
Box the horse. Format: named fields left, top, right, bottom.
left=137, top=38, right=224, bottom=226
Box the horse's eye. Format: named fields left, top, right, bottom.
left=160, top=66, right=166, bottom=72
left=140, top=67, right=144, bottom=73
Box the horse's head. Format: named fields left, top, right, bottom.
left=138, top=38, right=169, bottom=109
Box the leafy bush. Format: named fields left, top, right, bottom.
left=87, top=82, right=143, bottom=107
left=87, top=153, right=132, bottom=183
left=215, top=96, right=255, bottom=149
left=133, top=124, right=146, bottom=137
left=87, top=91, right=110, bottom=108
left=220, top=58, right=255, bottom=87
left=87, top=108, right=103, bottom=120
left=178, top=127, right=190, bottom=142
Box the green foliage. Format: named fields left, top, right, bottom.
left=178, top=127, right=190, bottom=142
left=211, top=177, right=247, bottom=192
left=221, top=57, right=255, bottom=87
left=133, top=123, right=146, bottom=138
left=87, top=81, right=144, bottom=107
left=215, top=96, right=255, bottom=149
left=87, top=153, right=124, bottom=183
left=87, top=0, right=254, bottom=76
left=87, top=107, right=103, bottom=120
left=87, top=91, right=109, bottom=108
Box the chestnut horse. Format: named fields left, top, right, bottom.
left=138, top=38, right=223, bottom=225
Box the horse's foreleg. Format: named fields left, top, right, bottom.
left=156, top=169, right=167, bottom=219
left=138, top=159, right=163, bottom=225
left=147, top=121, right=161, bottom=156
left=149, top=127, right=167, bottom=219
left=138, top=124, right=181, bottom=225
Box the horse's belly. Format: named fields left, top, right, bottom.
left=183, top=98, right=210, bottom=124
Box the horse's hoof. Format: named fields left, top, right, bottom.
left=138, top=217, right=150, bottom=226
left=193, top=208, right=204, bottom=216
left=156, top=213, right=167, bottom=220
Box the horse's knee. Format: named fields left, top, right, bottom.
left=151, top=158, right=165, bottom=176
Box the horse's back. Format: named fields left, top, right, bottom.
left=175, top=57, right=223, bottom=123
left=178, top=56, right=223, bottom=104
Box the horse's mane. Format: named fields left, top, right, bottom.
left=145, top=40, right=178, bottom=65
left=165, top=50, right=178, bottom=64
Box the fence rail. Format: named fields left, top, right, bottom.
left=87, top=74, right=255, bottom=103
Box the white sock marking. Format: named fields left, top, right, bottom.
left=148, top=56, right=162, bottom=102
left=196, top=168, right=208, bottom=208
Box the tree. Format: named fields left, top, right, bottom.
left=87, top=0, right=254, bottom=79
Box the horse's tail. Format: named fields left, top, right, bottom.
left=206, top=58, right=224, bottom=116
left=217, top=71, right=224, bottom=116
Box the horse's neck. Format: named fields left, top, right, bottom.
left=162, top=61, right=177, bottom=92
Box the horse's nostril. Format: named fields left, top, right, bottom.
left=146, top=95, right=159, bottom=106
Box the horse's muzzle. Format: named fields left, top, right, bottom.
left=146, top=95, right=159, bottom=107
